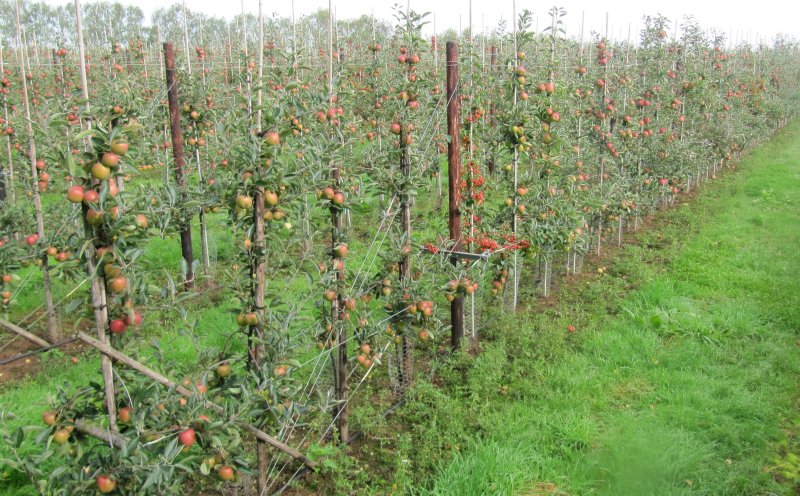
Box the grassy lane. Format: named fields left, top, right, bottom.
left=413, top=122, right=800, bottom=495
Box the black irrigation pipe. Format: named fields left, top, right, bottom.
left=271, top=398, right=406, bottom=496
left=0, top=336, right=79, bottom=366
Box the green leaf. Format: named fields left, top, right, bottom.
left=73, top=129, right=96, bottom=141
left=141, top=469, right=160, bottom=491
left=13, top=427, right=23, bottom=448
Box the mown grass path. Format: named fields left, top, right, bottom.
left=421, top=122, right=800, bottom=495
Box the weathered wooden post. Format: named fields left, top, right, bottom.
left=488, top=45, right=497, bottom=175
left=164, top=42, right=195, bottom=289
left=15, top=0, right=58, bottom=344
left=325, top=0, right=349, bottom=444
left=74, top=0, right=117, bottom=431
left=446, top=41, right=464, bottom=350
left=397, top=126, right=413, bottom=388
left=252, top=2, right=269, bottom=491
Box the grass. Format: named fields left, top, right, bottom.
left=406, top=121, right=800, bottom=495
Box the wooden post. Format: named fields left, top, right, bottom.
left=241, top=0, right=252, bottom=117
left=193, top=145, right=210, bottom=272
left=511, top=0, right=520, bottom=311
left=0, top=39, right=13, bottom=204
left=74, top=0, right=117, bottom=432
left=257, top=0, right=264, bottom=129
left=253, top=4, right=268, bottom=489
left=433, top=13, right=438, bottom=75
left=331, top=194, right=348, bottom=443
left=15, top=0, right=59, bottom=344
left=164, top=42, right=195, bottom=289
left=446, top=41, right=464, bottom=350
left=488, top=45, right=497, bottom=176
left=182, top=0, right=191, bottom=72
left=51, top=49, right=59, bottom=96
left=326, top=0, right=348, bottom=444
left=251, top=185, right=268, bottom=493
left=397, top=127, right=413, bottom=389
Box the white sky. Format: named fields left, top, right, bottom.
left=58, top=0, right=800, bottom=44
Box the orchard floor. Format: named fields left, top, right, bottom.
left=402, top=123, right=800, bottom=496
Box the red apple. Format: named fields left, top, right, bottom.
left=334, top=243, right=348, bottom=258
left=216, top=364, right=232, bottom=378
left=52, top=428, right=70, bottom=444
left=135, top=214, right=148, bottom=229
left=101, top=152, right=120, bottom=168
left=83, top=189, right=100, bottom=204
left=110, top=142, right=129, bottom=156
left=124, top=310, right=143, bottom=327
left=96, top=475, right=116, bottom=494
left=109, top=319, right=127, bottom=334
left=218, top=465, right=235, bottom=481
left=108, top=276, right=127, bottom=294
left=264, top=131, right=280, bottom=146
left=66, top=185, right=84, bottom=203
left=235, top=195, right=253, bottom=210
left=91, top=162, right=111, bottom=180
left=42, top=410, right=57, bottom=426
left=118, top=406, right=132, bottom=423
left=178, top=428, right=196, bottom=448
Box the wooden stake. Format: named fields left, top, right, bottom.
left=257, top=0, right=264, bottom=128
left=446, top=41, right=464, bottom=350
left=488, top=45, right=497, bottom=176
left=74, top=420, right=126, bottom=448
left=163, top=43, right=195, bottom=289
left=15, top=0, right=59, bottom=344
left=74, top=0, right=117, bottom=432
left=0, top=39, right=14, bottom=204
left=182, top=0, right=191, bottom=72
left=0, top=318, right=49, bottom=347
left=253, top=4, right=268, bottom=486
left=397, top=127, right=413, bottom=389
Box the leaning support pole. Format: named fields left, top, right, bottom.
left=74, top=420, right=126, bottom=448
left=76, top=332, right=317, bottom=469
left=0, top=318, right=49, bottom=347
left=446, top=41, right=465, bottom=351
left=164, top=42, right=195, bottom=289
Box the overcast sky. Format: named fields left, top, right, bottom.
left=58, top=0, right=800, bottom=45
